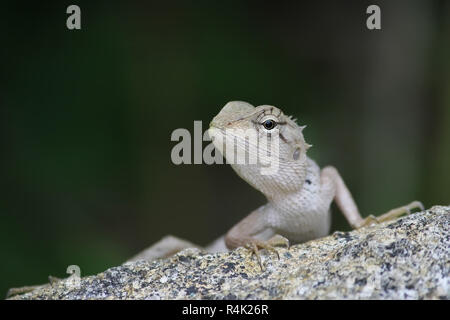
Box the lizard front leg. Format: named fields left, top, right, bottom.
left=225, top=205, right=289, bottom=270
left=321, top=166, right=423, bottom=229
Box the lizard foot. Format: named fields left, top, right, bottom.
left=245, top=235, right=289, bottom=271
left=356, top=200, right=424, bottom=229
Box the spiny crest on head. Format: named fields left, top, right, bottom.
left=287, top=114, right=312, bottom=150
left=299, top=125, right=313, bottom=150
left=287, top=115, right=306, bottom=131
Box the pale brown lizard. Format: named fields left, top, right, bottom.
left=204, top=101, right=423, bottom=268
left=129, top=101, right=423, bottom=270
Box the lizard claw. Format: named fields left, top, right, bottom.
left=355, top=214, right=380, bottom=228
left=356, top=200, right=425, bottom=229
left=244, top=235, right=290, bottom=271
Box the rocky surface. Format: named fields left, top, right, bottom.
left=9, top=205, right=450, bottom=300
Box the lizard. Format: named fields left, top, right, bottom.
left=204, top=101, right=423, bottom=268
left=127, top=101, right=423, bottom=270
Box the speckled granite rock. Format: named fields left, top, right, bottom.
left=9, top=205, right=450, bottom=300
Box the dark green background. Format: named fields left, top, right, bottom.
left=1, top=1, right=449, bottom=296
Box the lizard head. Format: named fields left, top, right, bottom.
left=208, top=101, right=312, bottom=198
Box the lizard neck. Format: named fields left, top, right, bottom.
left=231, top=156, right=311, bottom=202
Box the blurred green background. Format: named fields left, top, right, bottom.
left=1, top=1, right=449, bottom=295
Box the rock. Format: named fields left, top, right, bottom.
left=8, top=205, right=450, bottom=300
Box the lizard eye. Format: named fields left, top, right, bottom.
left=262, top=119, right=276, bottom=130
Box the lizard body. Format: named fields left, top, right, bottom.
left=207, top=101, right=422, bottom=262
left=128, top=101, right=423, bottom=267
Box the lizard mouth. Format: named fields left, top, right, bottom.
left=206, top=126, right=228, bottom=161
left=209, top=121, right=221, bottom=129
left=206, top=126, right=225, bottom=145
